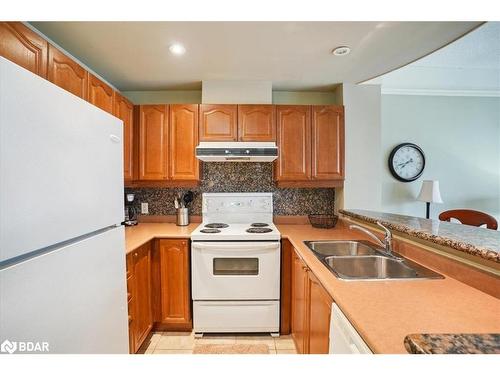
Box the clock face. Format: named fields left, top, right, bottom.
left=388, top=143, right=425, bottom=182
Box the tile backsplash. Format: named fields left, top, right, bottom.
left=125, top=163, right=335, bottom=216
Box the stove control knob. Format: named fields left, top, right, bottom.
left=225, top=150, right=230, bottom=154
left=245, top=149, right=250, bottom=154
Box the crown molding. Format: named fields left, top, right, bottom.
left=381, top=88, right=500, bottom=97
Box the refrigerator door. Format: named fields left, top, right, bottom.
left=0, top=226, right=128, bottom=354
left=0, top=57, right=124, bottom=262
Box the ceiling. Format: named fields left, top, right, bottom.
left=368, top=22, right=500, bottom=93
left=30, top=21, right=481, bottom=92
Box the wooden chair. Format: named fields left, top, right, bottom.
left=439, top=209, right=498, bottom=230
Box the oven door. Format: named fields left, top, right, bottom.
left=191, top=241, right=280, bottom=300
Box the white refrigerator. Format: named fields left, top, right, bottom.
left=0, top=57, right=129, bottom=353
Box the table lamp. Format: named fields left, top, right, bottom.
left=417, top=180, right=443, bottom=219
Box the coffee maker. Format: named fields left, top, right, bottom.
left=123, top=193, right=138, bottom=226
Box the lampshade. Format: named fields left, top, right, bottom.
left=417, top=180, right=443, bottom=203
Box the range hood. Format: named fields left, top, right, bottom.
left=196, top=142, right=278, bottom=162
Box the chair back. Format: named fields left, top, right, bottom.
left=439, top=209, right=498, bottom=230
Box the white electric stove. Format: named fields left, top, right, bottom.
left=191, top=193, right=281, bottom=336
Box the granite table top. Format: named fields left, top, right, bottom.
left=404, top=333, right=500, bottom=354
left=340, top=209, right=500, bottom=263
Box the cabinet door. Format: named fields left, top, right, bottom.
left=280, top=239, right=293, bottom=335
left=169, top=104, right=199, bottom=180
left=0, top=22, right=48, bottom=78
left=130, top=243, right=153, bottom=353
left=312, top=105, right=344, bottom=180
left=114, top=93, right=134, bottom=181
left=238, top=105, right=276, bottom=141
left=126, top=253, right=136, bottom=353
left=275, top=106, right=311, bottom=181
left=291, top=249, right=309, bottom=354
left=138, top=105, right=169, bottom=180
left=308, top=272, right=333, bottom=354
left=47, top=45, right=88, bottom=99
left=158, top=239, right=192, bottom=328
left=199, top=104, right=238, bottom=141
left=87, top=73, right=114, bottom=114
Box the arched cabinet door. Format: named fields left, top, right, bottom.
left=0, top=22, right=48, bottom=78
left=87, top=73, right=114, bottom=114
left=47, top=45, right=88, bottom=100
left=138, top=105, right=169, bottom=180
left=311, top=105, right=344, bottom=180
left=238, top=105, right=276, bottom=141
left=113, top=93, right=134, bottom=181
left=275, top=105, right=312, bottom=181
left=169, top=104, right=199, bottom=180
left=199, top=104, right=238, bottom=141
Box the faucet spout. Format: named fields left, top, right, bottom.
left=349, top=221, right=395, bottom=257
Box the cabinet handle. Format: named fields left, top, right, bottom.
left=128, top=315, right=133, bottom=323
left=134, top=252, right=138, bottom=257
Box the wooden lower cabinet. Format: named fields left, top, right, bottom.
left=127, top=238, right=192, bottom=353
left=290, top=247, right=333, bottom=354
left=154, top=239, right=192, bottom=329
left=308, top=272, right=333, bottom=354
left=291, top=249, right=309, bottom=353
left=126, top=242, right=153, bottom=353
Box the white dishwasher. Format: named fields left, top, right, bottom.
left=329, top=303, right=373, bottom=354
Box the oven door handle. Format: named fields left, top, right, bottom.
left=192, top=242, right=279, bottom=251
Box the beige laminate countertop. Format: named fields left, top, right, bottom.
left=125, top=222, right=199, bottom=254
left=125, top=222, right=500, bottom=354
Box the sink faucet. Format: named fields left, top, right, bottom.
left=349, top=221, right=394, bottom=256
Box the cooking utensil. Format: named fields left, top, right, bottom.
left=174, top=197, right=179, bottom=209
left=183, top=191, right=194, bottom=207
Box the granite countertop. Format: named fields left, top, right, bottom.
left=340, top=209, right=500, bottom=263
left=404, top=333, right=500, bottom=354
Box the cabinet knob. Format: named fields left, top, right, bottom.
left=134, top=252, right=138, bottom=257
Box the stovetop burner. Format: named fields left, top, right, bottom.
left=246, top=227, right=273, bottom=234
left=250, top=223, right=269, bottom=227
left=205, top=223, right=229, bottom=229
left=200, top=228, right=221, bottom=234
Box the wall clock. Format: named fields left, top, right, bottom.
left=388, top=143, right=425, bottom=182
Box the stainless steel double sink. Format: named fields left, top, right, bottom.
left=304, top=240, right=443, bottom=281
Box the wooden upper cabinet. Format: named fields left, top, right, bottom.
left=199, top=104, right=238, bottom=141
left=114, top=93, right=134, bottom=181
left=308, top=272, right=333, bottom=354
left=312, top=105, right=344, bottom=180
left=275, top=105, right=311, bottom=181
left=47, top=45, right=88, bottom=100
left=238, top=105, right=276, bottom=141
left=138, top=105, right=169, bottom=181
left=169, top=104, right=199, bottom=180
left=157, top=239, right=192, bottom=328
left=87, top=73, right=114, bottom=114
left=0, top=22, right=48, bottom=78
left=291, top=250, right=308, bottom=354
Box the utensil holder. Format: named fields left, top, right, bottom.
left=176, top=208, right=189, bottom=226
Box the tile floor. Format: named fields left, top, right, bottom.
left=137, top=331, right=298, bottom=354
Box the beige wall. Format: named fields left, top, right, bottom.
left=339, top=83, right=383, bottom=212
left=122, top=90, right=340, bottom=105
left=381, top=94, right=500, bottom=222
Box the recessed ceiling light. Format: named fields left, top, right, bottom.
left=332, top=46, right=351, bottom=56
left=169, top=43, right=186, bottom=55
